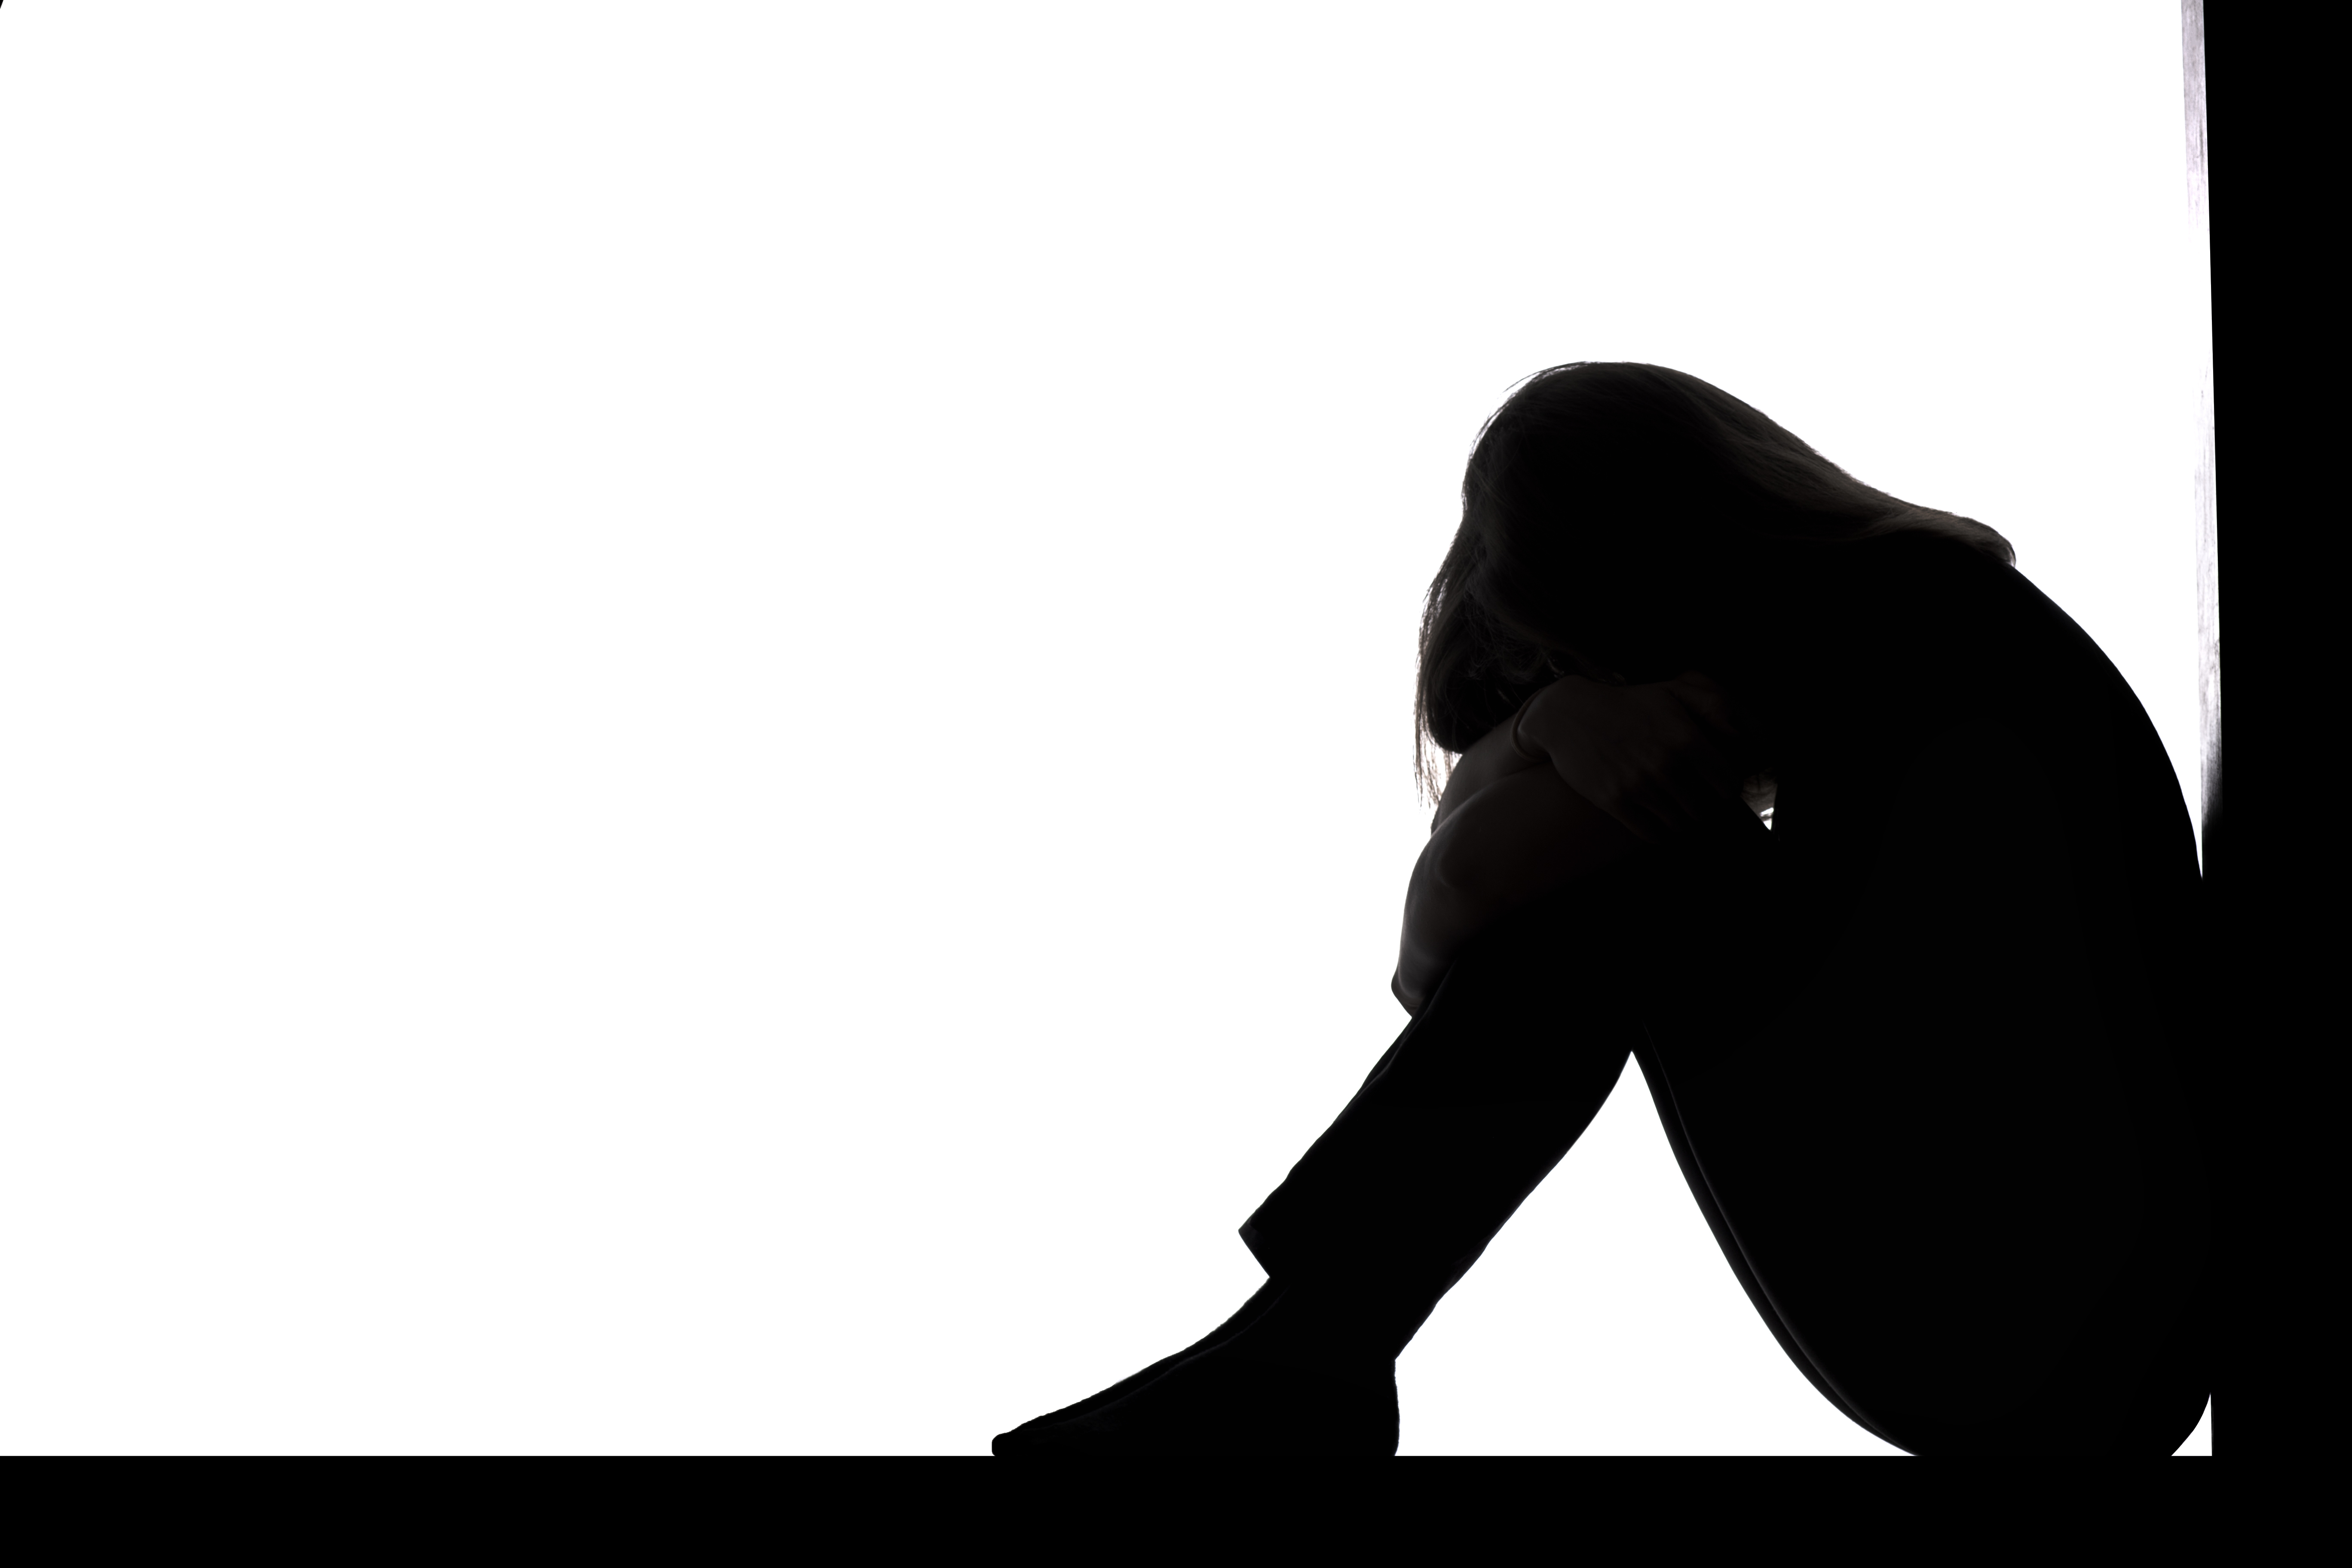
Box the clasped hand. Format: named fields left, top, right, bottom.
left=1508, top=668, right=1752, bottom=845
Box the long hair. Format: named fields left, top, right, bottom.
left=1414, top=362, right=2016, bottom=807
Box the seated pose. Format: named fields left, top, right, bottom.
left=992, top=362, right=2214, bottom=1456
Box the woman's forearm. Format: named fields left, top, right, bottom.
left=1393, top=763, right=1647, bottom=1012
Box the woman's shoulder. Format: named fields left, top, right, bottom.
left=1780, top=530, right=2144, bottom=742
left=1845, top=532, right=2099, bottom=659
left=1852, top=534, right=2178, bottom=792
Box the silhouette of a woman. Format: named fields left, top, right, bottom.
left=994, top=363, right=2213, bottom=1455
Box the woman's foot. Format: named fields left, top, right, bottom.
left=990, top=1279, right=1287, bottom=1445
left=993, top=1280, right=1401, bottom=1455
left=991, top=1335, right=1398, bottom=1455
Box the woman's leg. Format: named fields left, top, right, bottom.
left=1235, top=742, right=2208, bottom=1458
left=997, top=721, right=2211, bottom=1454
left=1234, top=854, right=1668, bottom=1347
left=994, top=816, right=1765, bottom=1457
left=989, top=879, right=1654, bottom=1456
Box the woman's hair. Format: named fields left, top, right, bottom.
left=1414, top=361, right=2016, bottom=806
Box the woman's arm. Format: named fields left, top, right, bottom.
left=1393, top=668, right=1760, bottom=1013
left=1427, top=703, right=1547, bottom=833
left=1392, top=757, right=1646, bottom=1014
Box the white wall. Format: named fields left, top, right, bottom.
left=0, top=3, right=2210, bottom=1454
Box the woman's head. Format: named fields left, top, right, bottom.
left=1414, top=361, right=2015, bottom=804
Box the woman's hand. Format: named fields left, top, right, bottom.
left=1510, top=669, right=1749, bottom=845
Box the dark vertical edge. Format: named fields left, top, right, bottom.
left=2180, top=0, right=2216, bottom=1458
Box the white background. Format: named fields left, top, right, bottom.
left=0, top=3, right=2211, bottom=1454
